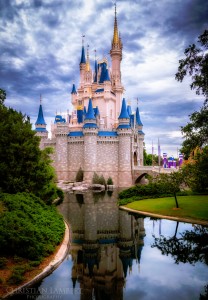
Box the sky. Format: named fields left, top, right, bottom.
left=0, top=0, right=208, bottom=157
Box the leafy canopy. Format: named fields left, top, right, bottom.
left=0, top=88, right=63, bottom=203
left=175, top=30, right=208, bottom=99
left=175, top=30, right=208, bottom=157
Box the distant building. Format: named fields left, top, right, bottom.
left=35, top=6, right=144, bottom=187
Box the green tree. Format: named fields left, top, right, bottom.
left=175, top=30, right=208, bottom=158
left=75, top=167, right=84, bottom=182
left=182, top=147, right=208, bottom=193
left=0, top=89, right=61, bottom=203
left=175, top=30, right=208, bottom=99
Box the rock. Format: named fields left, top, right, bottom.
left=72, top=186, right=88, bottom=191
left=89, top=184, right=105, bottom=190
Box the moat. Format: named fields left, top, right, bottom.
left=12, top=191, right=208, bottom=300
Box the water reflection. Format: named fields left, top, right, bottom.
left=152, top=223, right=208, bottom=265
left=8, top=191, right=208, bottom=300
left=59, top=191, right=145, bottom=299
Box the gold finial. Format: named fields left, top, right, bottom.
left=86, top=44, right=90, bottom=71
left=112, top=1, right=119, bottom=45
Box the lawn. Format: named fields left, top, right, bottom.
left=125, top=195, right=208, bottom=222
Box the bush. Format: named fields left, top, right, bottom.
left=107, top=177, right=113, bottom=185
left=0, top=193, right=65, bottom=261
left=75, top=167, right=84, bottom=182
left=92, top=173, right=106, bottom=185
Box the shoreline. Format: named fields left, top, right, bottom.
left=120, top=206, right=208, bottom=226
left=2, top=220, right=70, bottom=299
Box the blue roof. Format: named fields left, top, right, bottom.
left=83, top=123, right=98, bottom=129
left=127, top=105, right=132, bottom=116
left=77, top=109, right=83, bottom=123
left=35, top=104, right=46, bottom=125
left=98, top=131, right=118, bottom=137
left=35, top=127, right=47, bottom=132
left=54, top=115, right=66, bottom=123
left=95, top=88, right=104, bottom=93
left=94, top=59, right=98, bottom=83
left=104, top=68, right=110, bottom=81
left=136, top=107, right=143, bottom=126
left=80, top=45, right=86, bottom=64
left=138, top=130, right=145, bottom=135
left=85, top=98, right=95, bottom=120
left=68, top=131, right=84, bottom=137
left=117, top=124, right=131, bottom=129
left=118, top=98, right=130, bottom=119
left=71, top=83, right=77, bottom=94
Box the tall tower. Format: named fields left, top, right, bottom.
left=110, top=4, right=124, bottom=120
left=83, top=99, right=98, bottom=183
left=80, top=36, right=86, bottom=87
left=117, top=98, right=132, bottom=187
left=35, top=95, right=48, bottom=149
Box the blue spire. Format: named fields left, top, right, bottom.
left=93, top=106, right=100, bottom=117
left=80, top=45, right=86, bottom=64
left=71, top=83, right=77, bottom=94
left=136, top=107, right=143, bottom=126
left=99, top=62, right=110, bottom=83
left=85, top=98, right=95, bottom=119
left=35, top=104, right=46, bottom=125
left=94, top=59, right=98, bottom=83
left=127, top=105, right=132, bottom=117
left=118, top=98, right=130, bottom=119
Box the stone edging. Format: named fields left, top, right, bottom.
left=120, top=206, right=208, bottom=226
left=2, top=220, right=70, bottom=299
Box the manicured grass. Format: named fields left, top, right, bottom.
left=125, top=195, right=208, bottom=222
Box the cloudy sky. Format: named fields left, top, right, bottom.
left=1, top=0, right=207, bottom=157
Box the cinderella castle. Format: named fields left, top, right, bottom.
left=35, top=6, right=144, bottom=187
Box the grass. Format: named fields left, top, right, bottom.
left=125, top=195, right=208, bottom=222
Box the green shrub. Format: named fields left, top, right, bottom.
left=0, top=193, right=65, bottom=261
left=75, top=167, right=84, bottom=182
left=92, top=173, right=106, bottom=185
left=92, top=172, right=100, bottom=184
left=107, top=177, right=113, bottom=185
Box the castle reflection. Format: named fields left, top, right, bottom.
left=59, top=190, right=145, bottom=300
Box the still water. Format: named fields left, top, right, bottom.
left=12, top=191, right=208, bottom=300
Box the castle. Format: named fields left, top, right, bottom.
left=35, top=6, right=144, bottom=187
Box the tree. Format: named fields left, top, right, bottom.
left=180, top=103, right=208, bottom=158
left=182, top=146, right=208, bottom=193
left=175, top=30, right=208, bottom=158
left=0, top=89, right=61, bottom=203
left=175, top=30, right=208, bottom=99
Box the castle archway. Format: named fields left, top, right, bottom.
left=135, top=173, right=147, bottom=184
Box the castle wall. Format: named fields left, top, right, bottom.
left=68, top=138, right=84, bottom=181
left=118, top=133, right=133, bottom=187
left=96, top=139, right=119, bottom=186
left=83, top=131, right=98, bottom=183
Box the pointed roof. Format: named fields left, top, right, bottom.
left=127, top=105, right=132, bottom=116
left=80, top=45, right=86, bottom=64
left=136, top=107, right=143, bottom=126
left=71, top=83, right=77, bottom=94
left=112, top=4, right=119, bottom=45
left=118, top=98, right=130, bottom=119
left=94, top=59, right=98, bottom=83
left=104, top=68, right=111, bottom=81
left=35, top=104, right=46, bottom=125
left=85, top=98, right=95, bottom=120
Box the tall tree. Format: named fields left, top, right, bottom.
left=175, top=30, right=208, bottom=100
left=0, top=89, right=62, bottom=203
left=175, top=30, right=208, bottom=157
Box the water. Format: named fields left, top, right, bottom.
left=10, top=191, right=208, bottom=300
